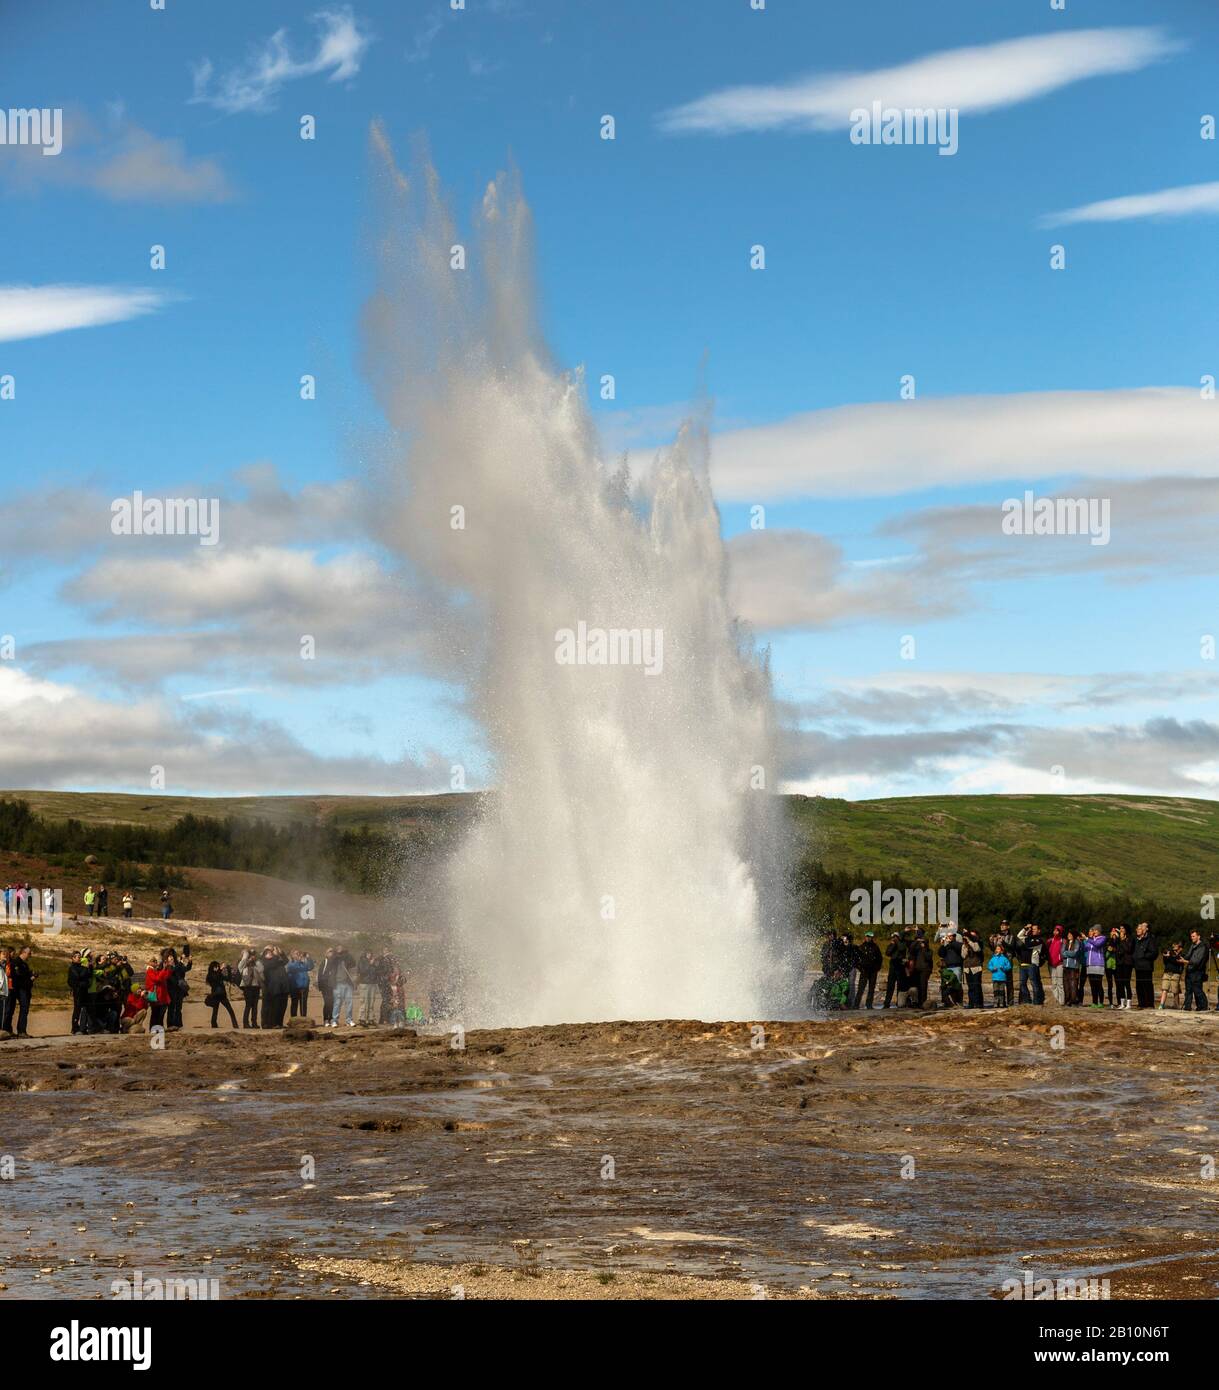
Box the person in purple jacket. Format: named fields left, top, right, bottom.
left=1083, top=926, right=1109, bottom=1008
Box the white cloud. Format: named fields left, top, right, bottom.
left=0, top=284, right=167, bottom=343
left=43, top=541, right=471, bottom=689
left=658, top=28, right=1179, bottom=135
left=0, top=665, right=447, bottom=795
left=1042, top=180, right=1219, bottom=227
left=727, top=528, right=956, bottom=630
left=779, top=711, right=1219, bottom=797
left=671, top=387, right=1219, bottom=501
left=191, top=6, right=373, bottom=114
left=885, top=475, right=1219, bottom=584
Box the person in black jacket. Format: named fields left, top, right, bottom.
left=1131, top=922, right=1158, bottom=1009
left=1015, top=924, right=1046, bottom=1006
left=990, top=921, right=1016, bottom=958
left=938, top=928, right=964, bottom=1008
left=912, top=931, right=933, bottom=1007
left=205, top=960, right=238, bottom=1028
left=8, top=946, right=34, bottom=1036
left=882, top=932, right=906, bottom=1008
left=1183, top=931, right=1209, bottom=1012
left=852, top=931, right=882, bottom=1009
left=1112, top=925, right=1135, bottom=1010
left=163, top=945, right=192, bottom=1029
left=67, top=950, right=90, bottom=1034
left=261, top=947, right=291, bottom=1028
left=1158, top=941, right=1184, bottom=1010
left=317, top=948, right=338, bottom=1025
left=960, top=928, right=986, bottom=1009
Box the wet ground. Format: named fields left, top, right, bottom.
left=2, top=1008, right=1218, bottom=1299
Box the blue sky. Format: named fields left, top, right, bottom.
left=1, top=0, right=1217, bottom=798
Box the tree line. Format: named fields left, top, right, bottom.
left=0, top=798, right=416, bottom=895
left=0, top=797, right=1201, bottom=942
left=792, top=859, right=1203, bottom=944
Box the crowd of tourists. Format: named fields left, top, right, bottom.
left=2, top=883, right=57, bottom=921
left=81, top=885, right=174, bottom=919
left=0, top=883, right=176, bottom=924
left=0, top=939, right=420, bottom=1037
left=818, top=920, right=1219, bottom=1013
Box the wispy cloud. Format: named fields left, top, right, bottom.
left=0, top=284, right=167, bottom=343
left=1042, top=180, right=1219, bottom=227
left=0, top=108, right=232, bottom=204
left=780, top=706, right=1219, bottom=798
left=650, top=387, right=1219, bottom=501
left=658, top=28, right=1179, bottom=135
left=179, top=687, right=270, bottom=703
left=191, top=6, right=373, bottom=114
left=405, top=11, right=445, bottom=64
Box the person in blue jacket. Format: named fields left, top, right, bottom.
left=987, top=944, right=1012, bottom=1008
left=285, top=951, right=316, bottom=1019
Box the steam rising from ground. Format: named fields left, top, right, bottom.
left=363, top=128, right=800, bottom=1026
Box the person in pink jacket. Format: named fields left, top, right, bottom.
left=1047, top=926, right=1065, bottom=1005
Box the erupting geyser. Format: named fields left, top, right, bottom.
left=363, top=127, right=801, bottom=1027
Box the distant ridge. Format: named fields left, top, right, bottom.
left=2, top=789, right=1215, bottom=913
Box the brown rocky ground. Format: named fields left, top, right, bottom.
left=2, top=1008, right=1218, bottom=1300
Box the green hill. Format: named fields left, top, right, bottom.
left=0, top=789, right=471, bottom=834
left=790, top=793, right=1219, bottom=913
left=3, top=789, right=1216, bottom=913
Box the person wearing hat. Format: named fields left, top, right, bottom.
left=852, top=930, right=882, bottom=1010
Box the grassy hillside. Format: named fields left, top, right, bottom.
left=4, top=789, right=1216, bottom=913
left=3, top=789, right=472, bottom=834
left=791, top=794, right=1219, bottom=912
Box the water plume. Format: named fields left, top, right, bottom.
left=363, top=126, right=801, bottom=1026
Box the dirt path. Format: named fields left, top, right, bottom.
left=2, top=1009, right=1217, bottom=1300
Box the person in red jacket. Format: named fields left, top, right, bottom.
left=1048, top=925, right=1065, bottom=1005
left=144, top=957, right=172, bottom=1030
left=121, top=988, right=150, bottom=1033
